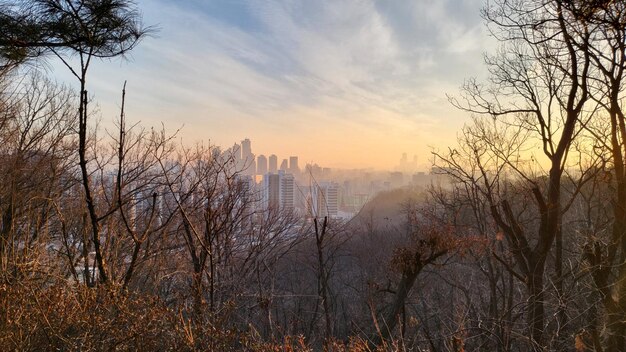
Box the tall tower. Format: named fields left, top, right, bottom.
left=279, top=172, right=295, bottom=211
left=257, top=154, right=268, bottom=175
left=264, top=174, right=280, bottom=209
left=269, top=154, right=278, bottom=173
left=280, top=159, right=288, bottom=171
left=289, top=156, right=299, bottom=173
left=262, top=171, right=294, bottom=211
left=231, top=143, right=243, bottom=172
left=232, top=143, right=241, bottom=161
left=241, top=138, right=253, bottom=175
left=241, top=138, right=252, bottom=159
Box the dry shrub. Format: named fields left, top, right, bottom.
left=0, top=280, right=273, bottom=351
left=0, top=282, right=183, bottom=351
left=1, top=278, right=408, bottom=351
left=0, top=281, right=339, bottom=351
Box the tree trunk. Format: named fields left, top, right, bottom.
left=375, top=266, right=421, bottom=345
left=527, top=259, right=545, bottom=349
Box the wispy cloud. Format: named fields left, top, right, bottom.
left=50, top=0, right=491, bottom=169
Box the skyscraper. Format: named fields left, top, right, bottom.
left=257, top=154, right=268, bottom=175
left=280, top=171, right=295, bottom=211
left=241, top=138, right=252, bottom=159
left=269, top=154, right=278, bottom=173
left=265, top=174, right=280, bottom=209
left=289, top=156, right=299, bottom=173
left=241, top=138, right=253, bottom=175
left=232, top=143, right=241, bottom=161
left=280, top=159, right=288, bottom=171
left=310, top=182, right=338, bottom=218
left=262, top=171, right=295, bottom=211
left=229, top=143, right=243, bottom=172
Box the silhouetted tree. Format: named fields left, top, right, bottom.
left=0, top=0, right=151, bottom=284
left=443, top=0, right=594, bottom=347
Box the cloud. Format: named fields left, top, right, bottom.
left=48, top=0, right=491, bottom=169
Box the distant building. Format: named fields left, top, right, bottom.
left=305, top=163, right=322, bottom=177
left=430, top=167, right=453, bottom=187
left=280, top=159, right=288, bottom=171
left=265, top=174, right=280, bottom=209
left=241, top=138, right=252, bottom=158
left=234, top=174, right=255, bottom=198
left=280, top=172, right=295, bottom=210
left=269, top=154, right=278, bottom=173
left=289, top=156, right=299, bottom=173
left=257, top=154, right=268, bottom=175
left=232, top=143, right=241, bottom=161
left=398, top=152, right=418, bottom=173
left=241, top=138, right=254, bottom=175
left=262, top=171, right=295, bottom=211
left=309, top=182, right=339, bottom=219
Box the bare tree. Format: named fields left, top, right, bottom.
left=576, top=2, right=626, bottom=349
left=0, top=0, right=152, bottom=283
left=441, top=0, right=595, bottom=346
left=0, top=73, right=76, bottom=284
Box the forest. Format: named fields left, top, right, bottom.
left=1, top=0, right=626, bottom=351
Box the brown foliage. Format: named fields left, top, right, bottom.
left=1, top=280, right=369, bottom=351
left=0, top=282, right=183, bottom=351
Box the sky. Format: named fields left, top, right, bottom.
left=47, top=0, right=493, bottom=170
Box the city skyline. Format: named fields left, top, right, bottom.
left=228, top=137, right=426, bottom=174
left=220, top=137, right=437, bottom=220
left=4, top=1, right=613, bottom=349
left=45, top=0, right=491, bottom=170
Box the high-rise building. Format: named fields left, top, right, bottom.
left=232, top=143, right=241, bottom=161
left=269, top=154, right=278, bottom=173
left=257, top=154, right=268, bottom=175
left=231, top=143, right=243, bottom=171
left=227, top=143, right=243, bottom=173
left=241, top=138, right=254, bottom=175
left=241, top=138, right=252, bottom=158
left=280, top=172, right=295, bottom=210
left=265, top=174, right=280, bottom=209
left=305, top=163, right=322, bottom=177
left=262, top=171, right=295, bottom=211
left=280, top=159, right=288, bottom=171
left=289, top=156, right=299, bottom=173
left=309, top=182, right=338, bottom=218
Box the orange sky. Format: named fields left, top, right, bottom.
left=49, top=0, right=491, bottom=171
